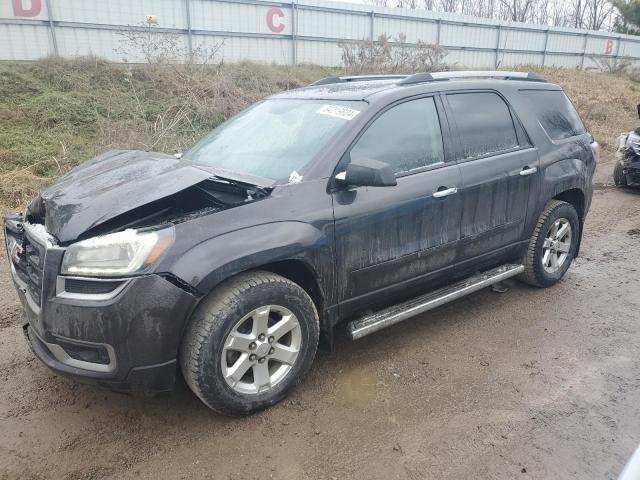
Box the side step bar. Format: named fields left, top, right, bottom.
left=346, top=264, right=525, bottom=340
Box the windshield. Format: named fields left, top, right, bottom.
left=183, top=99, right=365, bottom=182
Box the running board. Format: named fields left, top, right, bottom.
left=346, top=264, right=525, bottom=340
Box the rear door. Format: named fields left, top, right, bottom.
left=444, top=91, right=540, bottom=261
left=332, top=95, right=463, bottom=314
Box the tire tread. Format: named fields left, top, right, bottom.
left=520, top=199, right=573, bottom=287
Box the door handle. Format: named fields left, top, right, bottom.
left=433, top=187, right=458, bottom=198
left=519, top=166, right=538, bottom=176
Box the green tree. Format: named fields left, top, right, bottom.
left=613, top=0, right=640, bottom=34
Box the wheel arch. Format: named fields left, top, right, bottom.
left=257, top=260, right=326, bottom=323
left=552, top=187, right=585, bottom=256
left=553, top=188, right=585, bottom=220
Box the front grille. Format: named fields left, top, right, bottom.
left=6, top=223, right=46, bottom=306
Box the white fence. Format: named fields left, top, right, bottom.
left=2, top=0, right=640, bottom=68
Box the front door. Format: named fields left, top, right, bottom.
left=331, top=96, right=463, bottom=315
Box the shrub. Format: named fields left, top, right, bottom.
left=338, top=33, right=448, bottom=74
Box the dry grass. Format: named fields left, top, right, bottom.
left=0, top=58, right=334, bottom=213
left=0, top=58, right=637, bottom=215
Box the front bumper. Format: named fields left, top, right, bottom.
left=5, top=217, right=198, bottom=395
left=624, top=165, right=640, bottom=186
left=620, top=149, right=640, bottom=186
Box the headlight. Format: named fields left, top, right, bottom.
left=61, top=227, right=174, bottom=277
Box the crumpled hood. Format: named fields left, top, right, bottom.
left=29, top=150, right=214, bottom=243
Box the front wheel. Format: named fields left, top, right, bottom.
left=180, top=271, right=319, bottom=416
left=519, top=200, right=580, bottom=288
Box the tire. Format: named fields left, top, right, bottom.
left=613, top=161, right=628, bottom=187
left=519, top=200, right=580, bottom=288
left=180, top=271, right=319, bottom=416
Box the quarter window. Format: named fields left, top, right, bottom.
left=520, top=89, right=586, bottom=141
left=447, top=92, right=519, bottom=159
left=350, top=97, right=445, bottom=175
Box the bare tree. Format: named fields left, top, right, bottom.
left=364, top=0, right=620, bottom=31
left=371, top=0, right=394, bottom=6
left=499, top=0, right=535, bottom=21
left=585, top=0, right=617, bottom=29
left=438, top=0, right=459, bottom=13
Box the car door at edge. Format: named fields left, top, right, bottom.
left=331, top=96, right=463, bottom=315
left=444, top=91, right=540, bottom=261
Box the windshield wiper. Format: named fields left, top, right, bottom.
left=210, top=175, right=272, bottom=199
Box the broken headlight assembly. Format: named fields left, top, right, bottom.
left=61, top=227, right=175, bottom=277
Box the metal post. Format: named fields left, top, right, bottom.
left=614, top=36, right=622, bottom=68
left=580, top=32, right=588, bottom=69
left=185, top=0, right=193, bottom=56
left=292, top=1, right=297, bottom=65
left=435, top=18, right=441, bottom=47
left=43, top=0, right=59, bottom=56
left=542, top=28, right=549, bottom=67
left=494, top=24, right=501, bottom=69
left=370, top=10, right=375, bottom=47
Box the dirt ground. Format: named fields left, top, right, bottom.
left=1, top=158, right=639, bottom=480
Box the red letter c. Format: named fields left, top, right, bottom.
left=266, top=8, right=285, bottom=33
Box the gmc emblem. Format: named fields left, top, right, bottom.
left=8, top=238, right=23, bottom=264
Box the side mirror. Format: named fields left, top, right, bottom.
left=335, top=158, right=397, bottom=188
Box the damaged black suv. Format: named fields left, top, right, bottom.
left=5, top=71, right=597, bottom=415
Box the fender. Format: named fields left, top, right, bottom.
left=540, top=157, right=589, bottom=207
left=167, top=221, right=335, bottom=306
left=536, top=134, right=595, bottom=219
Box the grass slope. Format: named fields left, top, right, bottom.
left=0, top=59, right=638, bottom=212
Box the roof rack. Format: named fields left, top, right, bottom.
left=398, top=71, right=546, bottom=85
left=309, top=71, right=545, bottom=88
left=310, top=75, right=408, bottom=86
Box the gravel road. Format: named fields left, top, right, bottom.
left=1, top=159, right=639, bottom=480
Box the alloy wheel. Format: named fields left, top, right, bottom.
left=221, top=305, right=302, bottom=394
left=541, top=218, right=572, bottom=274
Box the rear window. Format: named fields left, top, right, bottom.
left=520, top=90, right=586, bottom=141
left=447, top=92, right=519, bottom=159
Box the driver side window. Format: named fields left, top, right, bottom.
left=350, top=97, right=444, bottom=175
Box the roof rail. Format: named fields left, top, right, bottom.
left=398, top=71, right=545, bottom=85
left=310, top=74, right=408, bottom=86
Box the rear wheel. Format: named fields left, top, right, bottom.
left=613, top=161, right=628, bottom=187
left=520, top=200, right=580, bottom=288
left=180, top=271, right=319, bottom=416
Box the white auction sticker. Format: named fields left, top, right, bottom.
left=316, top=104, right=360, bottom=121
